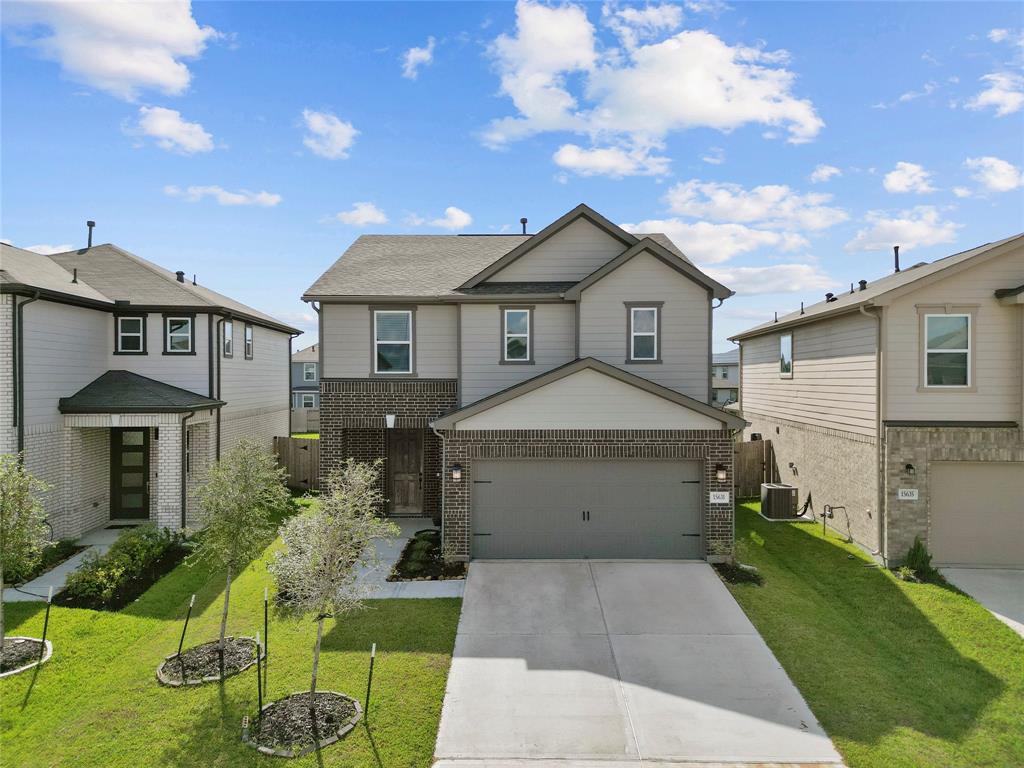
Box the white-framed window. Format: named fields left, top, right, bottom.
left=925, top=314, right=970, bottom=387
left=503, top=308, right=531, bottom=362
left=223, top=320, right=233, bottom=357
left=779, top=333, right=793, bottom=378
left=374, top=310, right=412, bottom=374
left=303, top=362, right=317, bottom=381
left=301, top=393, right=315, bottom=408
left=164, top=316, right=192, bottom=353
left=116, top=316, right=146, bottom=354
left=629, top=306, right=658, bottom=361
left=244, top=324, right=254, bottom=359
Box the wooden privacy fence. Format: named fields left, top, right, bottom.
left=734, top=439, right=779, bottom=498
left=290, top=408, right=320, bottom=434
left=274, top=436, right=320, bottom=492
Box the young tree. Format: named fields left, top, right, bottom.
left=270, top=460, right=398, bottom=708
left=194, top=438, right=289, bottom=672
left=0, top=455, right=51, bottom=652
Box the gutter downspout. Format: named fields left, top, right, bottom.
left=207, top=313, right=215, bottom=399
left=288, top=332, right=300, bottom=435
left=859, top=304, right=886, bottom=564
left=430, top=423, right=446, bottom=554
left=15, top=291, right=40, bottom=457
left=180, top=411, right=196, bottom=529
left=710, top=295, right=726, bottom=404
left=215, top=316, right=226, bottom=460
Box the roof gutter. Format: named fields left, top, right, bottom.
left=14, top=291, right=40, bottom=457
left=730, top=301, right=874, bottom=343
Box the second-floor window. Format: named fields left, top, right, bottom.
left=244, top=324, right=254, bottom=359
left=374, top=310, right=412, bottom=374
left=223, top=320, right=234, bottom=357
left=116, top=316, right=146, bottom=354
left=779, top=333, right=793, bottom=378
left=628, top=305, right=659, bottom=362
left=164, top=316, right=193, bottom=354
left=502, top=308, right=531, bottom=363
left=925, top=314, right=970, bottom=386
left=303, top=362, right=317, bottom=381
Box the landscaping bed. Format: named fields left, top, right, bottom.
left=0, top=637, right=49, bottom=676
left=156, top=637, right=260, bottom=686
left=712, top=561, right=763, bottom=586
left=388, top=529, right=466, bottom=581
left=245, top=691, right=361, bottom=757
left=16, top=540, right=86, bottom=584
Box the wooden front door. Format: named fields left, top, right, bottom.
left=388, top=429, right=423, bottom=515
left=110, top=428, right=150, bottom=519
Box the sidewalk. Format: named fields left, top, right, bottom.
left=3, top=525, right=124, bottom=603
left=357, top=517, right=465, bottom=599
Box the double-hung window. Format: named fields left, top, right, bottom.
left=115, top=316, right=146, bottom=354
left=628, top=305, right=659, bottom=362
left=244, top=324, right=254, bottom=359
left=779, top=333, right=793, bottom=378
left=374, top=310, right=413, bottom=374
left=222, top=320, right=233, bottom=357
left=925, top=314, right=970, bottom=386
left=164, top=316, right=193, bottom=354
left=303, top=362, right=317, bottom=382
left=301, top=393, right=315, bottom=409
left=502, top=307, right=532, bottom=363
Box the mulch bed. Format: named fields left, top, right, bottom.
left=157, top=637, right=261, bottom=686
left=245, top=691, right=362, bottom=757
left=55, top=544, right=188, bottom=611
left=388, top=529, right=467, bottom=581
left=713, top=562, right=764, bottom=586
left=0, top=637, right=50, bottom=676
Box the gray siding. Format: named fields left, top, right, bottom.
left=218, top=320, right=290, bottom=413
left=106, top=312, right=210, bottom=396
left=460, top=302, right=575, bottom=405
left=489, top=218, right=625, bottom=282
left=578, top=251, right=710, bottom=401
left=291, top=361, right=319, bottom=389
left=741, top=311, right=878, bottom=437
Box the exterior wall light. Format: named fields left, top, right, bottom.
left=450, top=463, right=463, bottom=482
left=715, top=463, right=728, bottom=482
left=384, top=414, right=396, bottom=429
left=904, top=463, right=916, bottom=476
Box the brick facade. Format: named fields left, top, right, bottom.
left=438, top=429, right=735, bottom=561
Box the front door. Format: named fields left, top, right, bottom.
left=389, top=429, right=423, bottom=515
left=110, top=428, right=150, bottom=519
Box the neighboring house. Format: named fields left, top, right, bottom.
left=1, top=240, right=299, bottom=539
left=711, top=349, right=739, bottom=406
left=303, top=204, right=746, bottom=562
left=291, top=343, right=320, bottom=409
left=731, top=235, right=1024, bottom=568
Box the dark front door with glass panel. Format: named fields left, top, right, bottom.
left=110, top=428, right=150, bottom=519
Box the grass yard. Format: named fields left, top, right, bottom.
left=1, top=501, right=460, bottom=768
left=726, top=502, right=1024, bottom=768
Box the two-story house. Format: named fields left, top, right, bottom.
left=711, top=349, right=739, bottom=406
left=1, top=239, right=299, bottom=539
left=731, top=234, right=1023, bottom=568
left=291, top=343, right=320, bottom=410
left=303, top=204, right=746, bottom=562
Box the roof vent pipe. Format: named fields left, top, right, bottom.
left=894, top=244, right=901, bottom=273
left=850, top=282, right=855, bottom=294
left=858, top=279, right=868, bottom=291
left=175, top=270, right=185, bottom=283
left=520, top=217, right=528, bottom=234
left=71, top=268, right=78, bottom=284
left=774, top=311, right=778, bottom=323
left=86, top=220, right=95, bottom=249
left=192, top=274, right=197, bottom=285
left=800, top=301, right=805, bottom=315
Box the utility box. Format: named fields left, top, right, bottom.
left=761, top=483, right=799, bottom=519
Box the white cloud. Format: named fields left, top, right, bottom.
left=131, top=106, right=213, bottom=154
left=24, top=243, right=74, bottom=255
left=603, top=3, right=683, bottom=50
left=988, top=28, right=1010, bottom=43
left=2, top=1, right=219, bottom=100
left=809, top=164, right=841, bottom=183
left=334, top=202, right=388, bottom=226
left=964, top=156, right=1023, bottom=192
left=664, top=179, right=848, bottom=231
left=882, top=162, right=936, bottom=194
left=705, top=263, right=834, bottom=295
left=164, top=185, right=281, bottom=207
left=301, top=109, right=358, bottom=159
left=844, top=206, right=960, bottom=252
left=483, top=1, right=822, bottom=175
left=553, top=143, right=669, bottom=177
left=966, top=72, right=1024, bottom=116
left=621, top=219, right=808, bottom=265
left=952, top=186, right=972, bottom=198
left=701, top=146, right=725, bottom=165
left=402, top=37, right=436, bottom=80
left=429, top=206, right=473, bottom=231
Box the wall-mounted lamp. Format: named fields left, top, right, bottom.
left=450, top=463, right=463, bottom=482
left=904, top=463, right=916, bottom=476
left=715, top=463, right=728, bottom=482
left=384, top=414, right=396, bottom=429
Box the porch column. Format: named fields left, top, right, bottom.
left=155, top=422, right=183, bottom=530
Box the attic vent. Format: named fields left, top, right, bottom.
left=858, top=279, right=868, bottom=291
left=825, top=292, right=837, bottom=303
left=175, top=270, right=185, bottom=283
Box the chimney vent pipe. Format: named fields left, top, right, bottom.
left=86, top=220, right=95, bottom=249
left=520, top=217, right=528, bottom=234
left=894, top=245, right=901, bottom=273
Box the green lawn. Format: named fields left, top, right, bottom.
left=1, top=504, right=460, bottom=768
left=726, top=502, right=1024, bottom=768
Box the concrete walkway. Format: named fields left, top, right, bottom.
left=357, top=517, right=465, bottom=599
left=941, top=568, right=1024, bottom=638
left=436, top=561, right=842, bottom=767
left=3, top=525, right=125, bottom=603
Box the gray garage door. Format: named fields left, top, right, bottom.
left=471, top=460, right=703, bottom=559
left=930, top=461, right=1024, bottom=568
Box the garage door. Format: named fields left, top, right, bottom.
left=929, top=462, right=1024, bottom=568
left=471, top=460, right=702, bottom=559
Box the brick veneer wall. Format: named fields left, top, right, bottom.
left=320, top=379, right=457, bottom=518
left=883, top=424, right=1024, bottom=562
left=438, top=429, right=735, bottom=561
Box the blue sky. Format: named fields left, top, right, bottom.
left=3, top=1, right=1022, bottom=350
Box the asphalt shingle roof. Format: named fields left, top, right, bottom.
left=58, top=370, right=224, bottom=414
left=712, top=349, right=739, bottom=364
left=0, top=243, right=112, bottom=304
left=292, top=343, right=318, bottom=362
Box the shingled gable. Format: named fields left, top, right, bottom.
left=564, top=237, right=733, bottom=301
left=430, top=357, right=747, bottom=430
left=457, top=203, right=639, bottom=289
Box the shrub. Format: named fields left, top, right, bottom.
left=904, top=536, right=933, bottom=574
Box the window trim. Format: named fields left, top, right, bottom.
left=624, top=302, right=662, bottom=364
left=499, top=305, right=535, bottom=365
left=302, top=362, right=317, bottom=382
left=162, top=313, right=196, bottom=355
left=244, top=323, right=254, bottom=360
left=114, top=314, right=147, bottom=355
left=779, top=332, right=793, bottom=379
left=369, top=306, right=416, bottom=376
left=300, top=393, right=316, bottom=409
left=918, top=306, right=977, bottom=391
left=222, top=319, right=234, bottom=358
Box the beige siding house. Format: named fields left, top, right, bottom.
left=303, top=204, right=746, bottom=561
left=1, top=241, right=298, bottom=539
left=732, top=235, right=1024, bottom=567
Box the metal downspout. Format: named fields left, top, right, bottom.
left=287, top=332, right=300, bottom=435
left=859, top=304, right=885, bottom=563
left=430, top=424, right=446, bottom=553
left=180, top=411, right=196, bottom=529
left=215, top=316, right=226, bottom=460
left=15, top=292, right=40, bottom=457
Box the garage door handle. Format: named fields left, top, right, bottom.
left=681, top=480, right=700, bottom=484
left=472, top=533, right=492, bottom=537
left=581, top=510, right=590, bottom=521
left=473, top=480, right=492, bottom=484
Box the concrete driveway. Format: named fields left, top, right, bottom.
left=435, top=561, right=842, bottom=767
left=941, top=568, right=1024, bottom=638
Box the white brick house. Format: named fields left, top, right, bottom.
left=1, top=241, right=299, bottom=539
